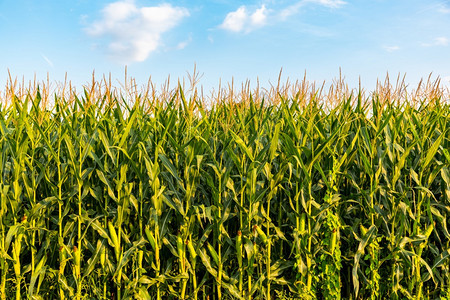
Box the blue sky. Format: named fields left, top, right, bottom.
left=1, top=0, right=450, bottom=92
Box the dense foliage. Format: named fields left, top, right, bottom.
left=0, top=78, right=449, bottom=299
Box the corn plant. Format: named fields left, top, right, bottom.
left=0, top=75, right=449, bottom=299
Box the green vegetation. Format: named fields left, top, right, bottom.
left=0, top=75, right=449, bottom=299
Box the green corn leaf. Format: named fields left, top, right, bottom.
left=422, top=132, right=445, bottom=171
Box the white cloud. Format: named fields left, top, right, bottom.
left=85, top=0, right=189, bottom=63
left=221, top=6, right=247, bottom=32
left=220, top=0, right=346, bottom=33
left=383, top=45, right=400, bottom=52
left=251, top=5, right=269, bottom=27
left=220, top=5, right=268, bottom=33
left=422, top=36, right=449, bottom=47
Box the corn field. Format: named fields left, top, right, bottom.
left=0, top=75, right=449, bottom=299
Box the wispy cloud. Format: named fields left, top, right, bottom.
left=176, top=35, right=192, bottom=50
left=437, top=3, right=450, bottom=13
left=220, top=5, right=268, bottom=33
left=435, top=36, right=449, bottom=45
left=85, top=0, right=189, bottom=63
left=383, top=45, right=400, bottom=52
left=221, top=0, right=346, bottom=33
left=308, top=0, right=347, bottom=8
left=279, top=2, right=306, bottom=19
left=41, top=54, right=54, bottom=67
left=422, top=36, right=449, bottom=47
left=280, top=0, right=346, bottom=19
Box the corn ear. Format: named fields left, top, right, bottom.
left=108, top=222, right=118, bottom=246
left=177, top=233, right=184, bottom=260
left=360, top=224, right=368, bottom=237
left=108, top=221, right=120, bottom=259
left=424, top=223, right=434, bottom=238
left=253, top=241, right=258, bottom=258
left=330, top=229, right=337, bottom=254
left=207, top=242, right=219, bottom=267
left=59, top=246, right=67, bottom=272
left=138, top=250, right=144, bottom=268
left=187, top=239, right=197, bottom=261
left=236, top=230, right=242, bottom=268
left=145, top=227, right=156, bottom=251
left=254, top=225, right=268, bottom=244
left=13, top=244, right=21, bottom=276
left=300, top=213, right=306, bottom=234
left=73, top=246, right=80, bottom=277
left=100, top=246, right=106, bottom=267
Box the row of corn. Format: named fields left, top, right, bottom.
left=0, top=77, right=449, bottom=299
